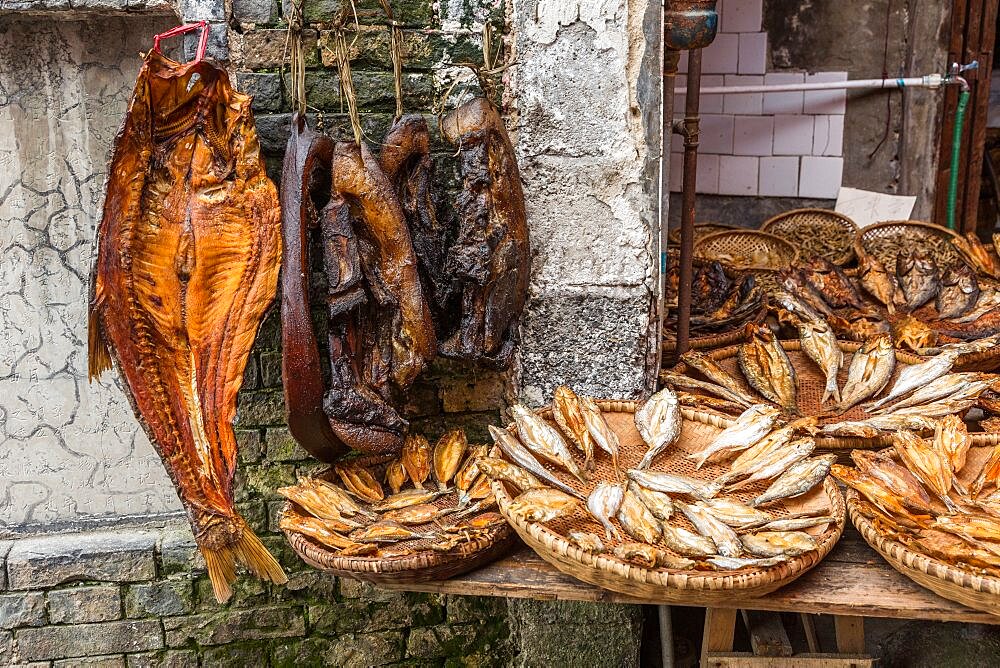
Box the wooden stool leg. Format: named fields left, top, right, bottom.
left=834, top=615, right=866, bottom=654
left=800, top=613, right=820, bottom=653
left=701, top=607, right=738, bottom=666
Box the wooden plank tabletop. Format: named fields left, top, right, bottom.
left=381, top=527, right=1000, bottom=624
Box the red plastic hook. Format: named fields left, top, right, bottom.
left=153, top=21, right=210, bottom=64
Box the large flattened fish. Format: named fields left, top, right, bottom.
left=89, top=51, right=286, bottom=602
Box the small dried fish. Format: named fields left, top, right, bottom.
left=661, top=524, right=717, bottom=557
left=937, top=263, right=980, bottom=319
left=897, top=250, right=941, bottom=311
left=892, top=315, right=939, bottom=352
left=676, top=500, right=743, bottom=557
left=627, top=469, right=722, bottom=501
left=832, top=464, right=931, bottom=520
left=889, top=396, right=979, bottom=419
left=950, top=287, right=1000, bottom=324
left=676, top=391, right=747, bottom=414
left=587, top=483, right=624, bottom=541
left=455, top=445, right=488, bottom=507
left=798, top=257, right=865, bottom=309
left=738, top=324, right=798, bottom=414
left=955, top=232, right=999, bottom=278
left=728, top=418, right=816, bottom=480
left=628, top=481, right=674, bottom=521
left=724, top=437, right=816, bottom=490
left=973, top=440, right=1000, bottom=497
left=401, top=434, right=432, bottom=490
left=867, top=351, right=958, bottom=411
left=634, top=386, right=682, bottom=469
left=339, top=543, right=380, bottom=557
left=751, top=516, right=835, bottom=532
left=742, top=531, right=817, bottom=557
left=279, top=512, right=359, bottom=551
left=578, top=394, right=622, bottom=473
left=680, top=351, right=755, bottom=402
left=510, top=404, right=586, bottom=483
left=476, top=457, right=545, bottom=492
left=659, top=371, right=753, bottom=409
left=917, top=333, right=1000, bottom=356
left=934, top=414, right=971, bottom=477
left=381, top=503, right=454, bottom=525
left=751, top=454, right=836, bottom=506
left=798, top=319, right=842, bottom=404
left=488, top=426, right=585, bottom=500
left=850, top=450, right=934, bottom=513
left=308, top=479, right=378, bottom=519
left=569, top=531, right=606, bottom=554
left=507, top=488, right=580, bottom=523
left=858, top=254, right=898, bottom=314
left=836, top=333, right=895, bottom=412
left=552, top=386, right=596, bottom=472
left=385, top=460, right=407, bottom=495
left=350, top=521, right=434, bottom=543
left=432, top=429, right=468, bottom=490
left=334, top=463, right=385, bottom=503
left=613, top=542, right=696, bottom=569
left=691, top=404, right=782, bottom=468
left=465, top=475, right=495, bottom=503
left=455, top=512, right=506, bottom=531
left=871, top=372, right=992, bottom=414
left=699, top=498, right=773, bottom=529
left=372, top=488, right=448, bottom=512
left=617, top=489, right=663, bottom=544
left=891, top=429, right=958, bottom=503
left=707, top=555, right=787, bottom=570
left=769, top=288, right=826, bottom=325
left=277, top=485, right=364, bottom=527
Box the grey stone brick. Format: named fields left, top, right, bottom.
left=0, top=592, right=46, bottom=629
left=126, top=649, right=199, bottom=668
left=178, top=0, right=224, bottom=20
left=327, top=630, right=406, bottom=667
left=0, top=630, right=11, bottom=666
left=236, top=73, right=283, bottom=114
left=15, top=620, right=164, bottom=661
left=159, top=528, right=206, bottom=577
left=0, top=541, right=11, bottom=591
left=264, top=427, right=309, bottom=462
left=47, top=586, right=121, bottom=624
left=236, top=428, right=263, bottom=464
left=258, top=350, right=282, bottom=387
left=125, top=581, right=193, bottom=618
left=233, top=0, right=278, bottom=24
left=53, top=655, right=126, bottom=667
left=6, top=532, right=156, bottom=590
left=182, top=22, right=228, bottom=62
left=234, top=390, right=286, bottom=427
left=163, top=606, right=305, bottom=646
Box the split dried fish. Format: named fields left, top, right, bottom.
left=728, top=418, right=816, bottom=480
left=661, top=524, right=717, bottom=557
left=871, top=372, right=993, bottom=414
left=339, top=543, right=380, bottom=557
left=510, top=404, right=586, bottom=483
left=769, top=288, right=826, bottom=325
left=350, top=521, right=434, bottom=543
left=402, top=434, right=432, bottom=489
left=954, top=232, right=999, bottom=278
left=617, top=490, right=663, bottom=544
left=680, top=351, right=755, bottom=402
left=634, top=386, right=682, bottom=469
left=751, top=516, right=836, bottom=532
left=836, top=333, right=895, bottom=412
left=476, top=457, right=545, bottom=493
left=587, top=483, right=624, bottom=541
left=335, top=463, right=385, bottom=503
left=432, top=429, right=468, bottom=490
left=381, top=503, right=454, bottom=525
left=897, top=250, right=941, bottom=311
left=973, top=442, right=1000, bottom=497
left=507, top=488, right=580, bottom=523
left=724, top=438, right=816, bottom=491
left=699, top=498, right=773, bottom=529
left=277, top=484, right=363, bottom=527
left=627, top=469, right=722, bottom=501
left=741, top=531, right=817, bottom=557
left=455, top=445, right=488, bottom=507
left=868, top=352, right=959, bottom=412
left=613, top=543, right=696, bottom=570
left=934, top=414, right=971, bottom=477
left=310, top=479, right=378, bottom=519
left=569, top=531, right=606, bottom=554
left=751, top=454, right=836, bottom=506
left=372, top=488, right=448, bottom=512
left=658, top=371, right=753, bottom=409
left=738, top=324, right=798, bottom=414
left=552, top=386, right=596, bottom=472
left=850, top=451, right=935, bottom=514
left=707, top=555, right=787, bottom=570
left=488, top=425, right=585, bottom=499
left=798, top=257, right=865, bottom=309
left=691, top=404, right=782, bottom=468
left=578, top=394, right=622, bottom=474
left=279, top=511, right=359, bottom=551
left=628, top=481, right=674, bottom=521
left=858, top=254, right=898, bottom=314
left=937, top=263, right=980, bottom=319
left=385, top=459, right=407, bottom=495
left=676, top=500, right=743, bottom=557
left=832, top=465, right=928, bottom=520
left=798, top=319, right=843, bottom=404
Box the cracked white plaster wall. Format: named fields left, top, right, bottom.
left=0, top=17, right=183, bottom=530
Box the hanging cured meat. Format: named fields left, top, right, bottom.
left=280, top=115, right=408, bottom=460
left=380, top=115, right=455, bottom=326
left=439, top=97, right=530, bottom=368
left=88, top=47, right=286, bottom=602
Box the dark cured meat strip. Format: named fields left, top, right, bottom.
left=380, top=115, right=455, bottom=328
left=439, top=98, right=530, bottom=368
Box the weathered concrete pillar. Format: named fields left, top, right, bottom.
left=507, top=0, right=661, bottom=664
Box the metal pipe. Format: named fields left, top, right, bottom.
left=674, top=48, right=702, bottom=357
left=659, top=604, right=675, bottom=667
left=658, top=44, right=680, bottom=383
left=676, top=74, right=945, bottom=95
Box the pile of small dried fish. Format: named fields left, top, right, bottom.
left=663, top=258, right=763, bottom=337
left=487, top=387, right=837, bottom=572
left=836, top=416, right=1000, bottom=578
left=278, top=429, right=507, bottom=558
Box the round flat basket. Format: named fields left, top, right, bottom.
left=695, top=231, right=799, bottom=271
left=668, top=222, right=740, bottom=245
left=847, top=445, right=1000, bottom=617
left=661, top=325, right=753, bottom=355
left=672, top=340, right=927, bottom=450
left=761, top=209, right=859, bottom=266
left=281, top=465, right=517, bottom=585
left=493, top=401, right=845, bottom=603
left=855, top=221, right=965, bottom=270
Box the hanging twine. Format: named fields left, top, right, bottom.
left=283, top=0, right=307, bottom=115
left=332, top=28, right=364, bottom=145
left=377, top=0, right=405, bottom=121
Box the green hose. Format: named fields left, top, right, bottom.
left=947, top=89, right=971, bottom=230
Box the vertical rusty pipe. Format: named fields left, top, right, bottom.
left=674, top=48, right=702, bottom=357
left=658, top=46, right=679, bottom=379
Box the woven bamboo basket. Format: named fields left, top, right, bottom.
left=695, top=230, right=799, bottom=271
left=670, top=340, right=927, bottom=450
left=668, top=222, right=740, bottom=245
left=492, top=401, right=846, bottom=603
left=846, top=447, right=1000, bottom=616
left=761, top=208, right=859, bottom=266
left=855, top=220, right=966, bottom=270
left=281, top=462, right=517, bottom=584
left=661, top=325, right=753, bottom=356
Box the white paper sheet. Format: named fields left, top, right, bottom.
left=834, top=187, right=917, bottom=229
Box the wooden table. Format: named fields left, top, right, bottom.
left=383, top=526, right=998, bottom=666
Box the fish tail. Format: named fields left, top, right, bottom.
left=203, top=523, right=287, bottom=604
left=823, top=378, right=841, bottom=405
left=637, top=452, right=655, bottom=470
left=87, top=308, right=112, bottom=381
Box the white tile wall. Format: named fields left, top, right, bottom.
left=668, top=2, right=846, bottom=198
